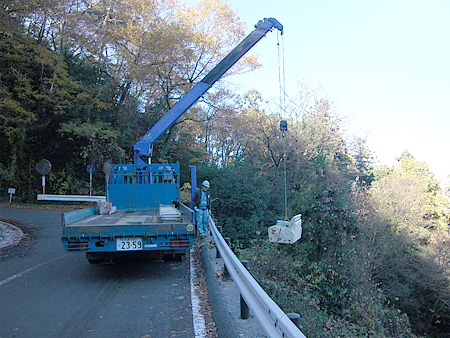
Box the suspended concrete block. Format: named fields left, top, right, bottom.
left=268, top=214, right=302, bottom=244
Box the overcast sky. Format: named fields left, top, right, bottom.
left=185, top=0, right=450, bottom=185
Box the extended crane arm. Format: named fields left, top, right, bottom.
left=134, top=17, right=283, bottom=164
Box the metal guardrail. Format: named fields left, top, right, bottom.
left=37, top=194, right=106, bottom=202
left=208, top=215, right=307, bottom=338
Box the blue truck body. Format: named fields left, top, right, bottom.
left=61, top=164, right=195, bottom=263
left=106, top=163, right=181, bottom=210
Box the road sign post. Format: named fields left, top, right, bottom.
left=87, top=165, right=95, bottom=196
left=36, top=159, right=52, bottom=196
left=8, top=188, right=15, bottom=204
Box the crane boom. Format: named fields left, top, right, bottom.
left=134, top=17, right=283, bottom=164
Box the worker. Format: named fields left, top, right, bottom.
left=193, top=180, right=211, bottom=238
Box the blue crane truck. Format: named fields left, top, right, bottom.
left=61, top=18, right=283, bottom=263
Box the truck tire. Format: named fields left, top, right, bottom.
left=86, top=252, right=112, bottom=264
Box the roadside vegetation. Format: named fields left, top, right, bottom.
left=1, top=1, right=449, bottom=336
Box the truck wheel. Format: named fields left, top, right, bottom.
left=86, top=252, right=108, bottom=264
left=177, top=249, right=189, bottom=262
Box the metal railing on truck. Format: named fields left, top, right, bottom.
left=108, top=164, right=178, bottom=185
left=207, top=214, right=307, bottom=338
left=106, top=163, right=180, bottom=210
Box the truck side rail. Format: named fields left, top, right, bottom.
left=179, top=202, right=194, bottom=223
left=62, top=206, right=98, bottom=226
left=208, top=215, right=307, bottom=338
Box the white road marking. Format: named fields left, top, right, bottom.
left=190, top=247, right=207, bottom=337
left=0, top=254, right=68, bottom=287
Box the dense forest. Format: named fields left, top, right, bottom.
left=1, top=1, right=449, bottom=337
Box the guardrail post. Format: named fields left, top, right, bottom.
left=240, top=260, right=250, bottom=319
left=216, top=226, right=223, bottom=258
left=223, top=237, right=231, bottom=277
left=287, top=313, right=302, bottom=329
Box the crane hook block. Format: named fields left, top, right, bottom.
left=280, top=120, right=287, bottom=137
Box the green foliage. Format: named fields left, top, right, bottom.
left=289, top=105, right=357, bottom=260
left=214, top=94, right=448, bottom=336
left=197, top=162, right=278, bottom=248
left=1, top=0, right=250, bottom=199
left=350, top=137, right=376, bottom=187
left=360, top=154, right=450, bottom=335
left=0, top=26, right=131, bottom=198
left=0, top=29, right=77, bottom=198
left=239, top=240, right=418, bottom=338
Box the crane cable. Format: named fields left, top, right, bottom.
left=277, top=31, right=288, bottom=223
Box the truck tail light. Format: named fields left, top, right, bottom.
left=67, top=242, right=89, bottom=251
left=170, top=239, right=190, bottom=248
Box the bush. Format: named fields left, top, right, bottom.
left=238, top=240, right=418, bottom=337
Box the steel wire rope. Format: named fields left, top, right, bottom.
left=277, top=31, right=288, bottom=223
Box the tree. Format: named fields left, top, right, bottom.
left=287, top=99, right=357, bottom=258
left=0, top=28, right=79, bottom=198
left=360, top=152, right=450, bottom=334
left=198, top=162, right=275, bottom=248
left=1, top=0, right=255, bottom=198
left=350, top=137, right=376, bottom=187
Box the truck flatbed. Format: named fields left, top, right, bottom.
left=61, top=204, right=195, bottom=262
left=66, top=208, right=191, bottom=228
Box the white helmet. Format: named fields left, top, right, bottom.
left=202, top=180, right=210, bottom=188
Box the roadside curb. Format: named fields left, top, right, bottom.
left=200, top=236, right=266, bottom=338
left=200, top=241, right=239, bottom=338
left=0, top=221, right=24, bottom=249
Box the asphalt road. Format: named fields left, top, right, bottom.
left=0, top=207, right=195, bottom=338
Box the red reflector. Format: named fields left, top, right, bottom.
left=170, top=239, right=190, bottom=248
left=67, top=242, right=89, bottom=251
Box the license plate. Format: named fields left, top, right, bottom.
left=117, top=237, right=143, bottom=251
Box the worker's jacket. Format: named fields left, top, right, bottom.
left=193, top=190, right=211, bottom=210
